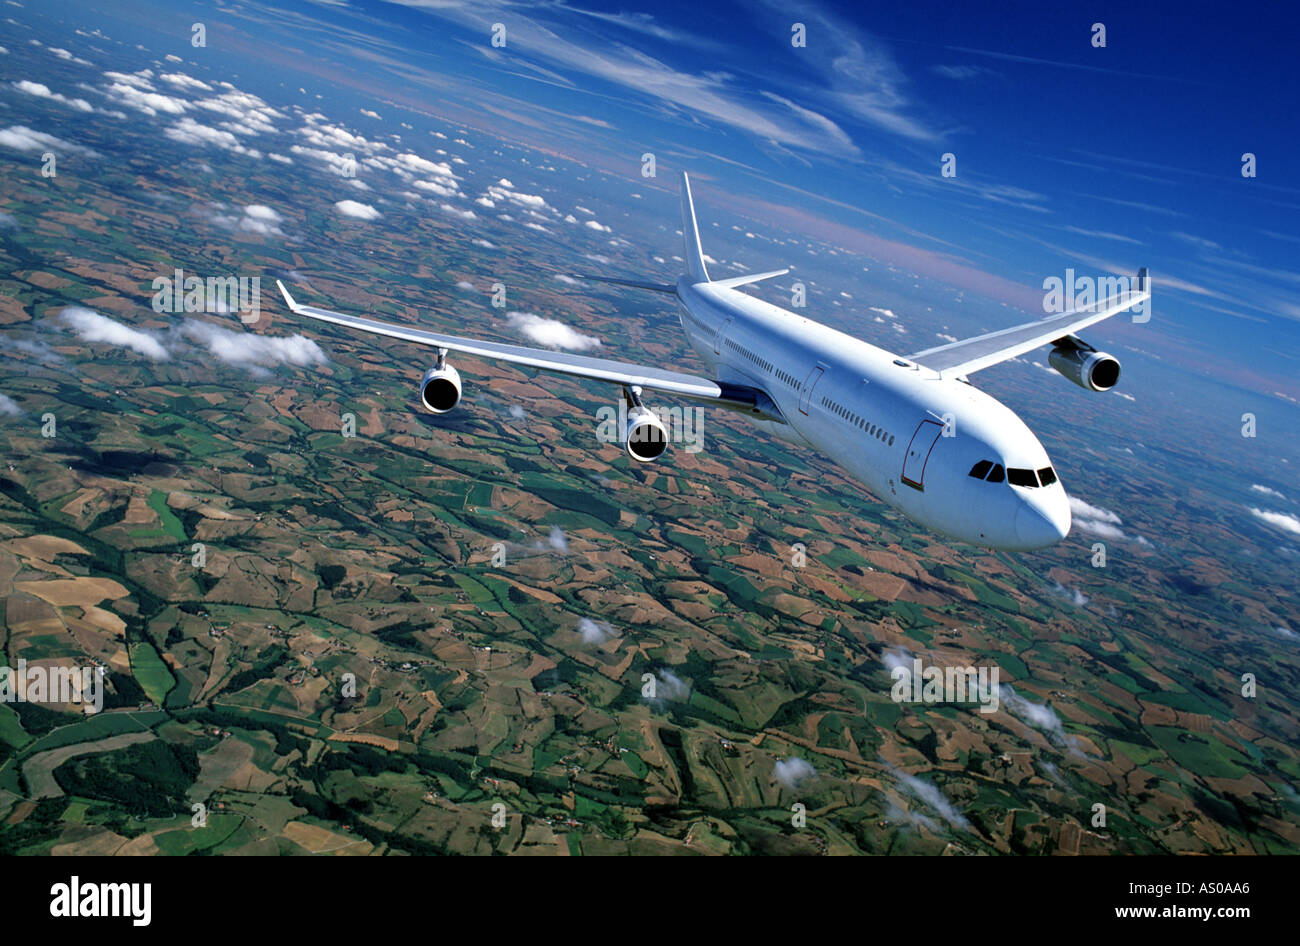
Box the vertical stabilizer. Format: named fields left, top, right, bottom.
left=680, top=172, right=711, bottom=283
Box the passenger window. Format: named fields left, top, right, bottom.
left=1038, top=466, right=1057, bottom=486
left=987, top=464, right=1005, bottom=483
left=1007, top=468, right=1039, bottom=488
left=968, top=460, right=993, bottom=479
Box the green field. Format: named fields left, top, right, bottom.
left=130, top=642, right=177, bottom=705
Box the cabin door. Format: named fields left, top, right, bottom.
left=901, top=419, right=943, bottom=491
left=798, top=364, right=825, bottom=415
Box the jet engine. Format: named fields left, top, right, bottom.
left=420, top=358, right=462, bottom=413
left=1049, top=339, right=1121, bottom=392
left=624, top=406, right=668, bottom=462
left=621, top=385, right=668, bottom=462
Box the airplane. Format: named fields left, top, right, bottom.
left=276, top=172, right=1149, bottom=551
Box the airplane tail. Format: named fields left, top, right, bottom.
left=680, top=171, right=711, bottom=283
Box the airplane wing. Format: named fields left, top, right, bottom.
left=275, top=280, right=776, bottom=415
left=909, top=269, right=1149, bottom=377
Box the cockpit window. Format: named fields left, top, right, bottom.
left=1007, top=467, right=1039, bottom=488
left=1038, top=466, right=1058, bottom=486
left=986, top=464, right=1005, bottom=483
left=968, top=460, right=993, bottom=480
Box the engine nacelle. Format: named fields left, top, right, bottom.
left=624, top=406, right=668, bottom=462
left=420, top=363, right=462, bottom=413
left=1049, top=345, right=1121, bottom=392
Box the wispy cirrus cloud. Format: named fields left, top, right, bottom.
left=383, top=0, right=871, bottom=156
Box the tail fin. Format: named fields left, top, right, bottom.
left=680, top=171, right=711, bottom=283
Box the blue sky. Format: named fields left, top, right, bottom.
left=261, top=0, right=1298, bottom=399
left=13, top=0, right=1299, bottom=400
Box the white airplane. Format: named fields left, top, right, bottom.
left=276, top=172, right=1149, bottom=550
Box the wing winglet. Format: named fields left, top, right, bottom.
left=276, top=279, right=300, bottom=312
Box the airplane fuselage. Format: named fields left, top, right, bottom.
left=675, top=277, right=1072, bottom=549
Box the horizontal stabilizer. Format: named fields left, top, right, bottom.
left=710, top=268, right=789, bottom=290
left=570, top=274, right=677, bottom=294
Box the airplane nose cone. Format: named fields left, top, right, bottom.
left=1014, top=498, right=1071, bottom=548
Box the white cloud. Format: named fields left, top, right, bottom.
left=11, top=80, right=93, bottom=112
left=105, top=80, right=188, bottom=116
left=439, top=202, right=476, bottom=221
left=193, top=88, right=282, bottom=136
left=773, top=757, right=816, bottom=789
left=882, top=646, right=912, bottom=675
left=207, top=203, right=283, bottom=236
left=159, top=72, right=211, bottom=92
left=295, top=117, right=386, bottom=155
left=506, top=312, right=600, bottom=351
left=1068, top=496, right=1141, bottom=542
left=0, top=125, right=96, bottom=155
left=455, top=280, right=475, bottom=290
left=1049, top=580, right=1089, bottom=608
left=583, top=219, right=612, bottom=233
left=102, top=70, right=154, bottom=90
left=334, top=199, right=381, bottom=220
left=395, top=152, right=457, bottom=179
left=998, top=685, right=1079, bottom=755
left=651, top=669, right=689, bottom=701
left=577, top=617, right=616, bottom=644
left=414, top=179, right=457, bottom=197
left=289, top=145, right=359, bottom=177
left=164, top=117, right=261, bottom=156
left=1251, top=484, right=1286, bottom=501
left=48, top=47, right=91, bottom=66
left=0, top=393, right=21, bottom=416
left=484, top=179, right=547, bottom=210
left=61, top=307, right=168, bottom=360
left=472, top=239, right=496, bottom=249
left=884, top=764, right=970, bottom=831
left=182, top=321, right=327, bottom=373
left=1249, top=507, right=1300, bottom=536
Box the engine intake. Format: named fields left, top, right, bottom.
left=1049, top=345, right=1121, bottom=392
left=420, top=362, right=462, bottom=413
left=624, top=406, right=668, bottom=462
